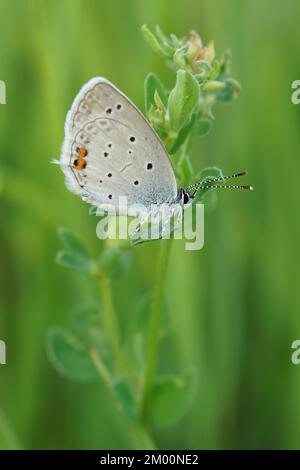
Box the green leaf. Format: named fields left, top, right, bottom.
left=56, top=228, right=92, bottom=273
left=168, top=70, right=200, bottom=132
left=97, top=246, right=131, bottom=279
left=58, top=227, right=88, bottom=258
left=193, top=60, right=211, bottom=79
left=218, top=50, right=232, bottom=80
left=47, top=328, right=98, bottom=382
left=170, top=33, right=180, bottom=49
left=209, top=59, right=221, bottom=80
left=202, top=81, right=225, bottom=93
left=70, top=307, right=113, bottom=372
left=195, top=119, right=213, bottom=137
left=173, top=45, right=189, bottom=69
left=147, top=103, right=167, bottom=139
left=195, top=166, right=223, bottom=183
left=154, top=89, right=165, bottom=111
left=177, top=154, right=194, bottom=187
left=112, top=379, right=138, bottom=424
left=56, top=251, right=92, bottom=273
left=141, top=25, right=166, bottom=58
left=191, top=166, right=224, bottom=208
left=144, top=73, right=168, bottom=114
left=154, top=25, right=174, bottom=56
left=217, top=78, right=240, bottom=102
left=169, top=112, right=197, bottom=155
left=151, top=370, right=197, bottom=427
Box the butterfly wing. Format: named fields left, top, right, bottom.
left=60, top=77, right=177, bottom=214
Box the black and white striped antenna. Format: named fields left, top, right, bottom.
left=187, top=171, right=253, bottom=197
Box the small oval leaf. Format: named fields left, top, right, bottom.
left=192, top=166, right=224, bottom=207
left=141, top=25, right=166, bottom=58
left=168, top=70, right=200, bottom=132
left=195, top=119, right=213, bottom=136
left=217, top=78, right=240, bottom=102
left=47, top=328, right=98, bottom=382
left=151, top=370, right=197, bottom=427
left=58, top=227, right=88, bottom=258
left=145, top=73, right=168, bottom=114
left=97, top=246, right=131, bottom=279
left=56, top=251, right=92, bottom=273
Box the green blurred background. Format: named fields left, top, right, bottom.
left=1, top=0, right=300, bottom=450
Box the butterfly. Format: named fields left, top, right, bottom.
left=57, top=77, right=252, bottom=218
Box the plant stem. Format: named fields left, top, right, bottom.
left=97, top=273, right=124, bottom=374
left=90, top=349, right=156, bottom=450
left=97, top=271, right=136, bottom=386
left=140, top=240, right=172, bottom=423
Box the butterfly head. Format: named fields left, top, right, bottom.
left=177, top=188, right=191, bottom=206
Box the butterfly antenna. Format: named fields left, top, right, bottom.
left=193, top=184, right=253, bottom=190
left=187, top=171, right=253, bottom=197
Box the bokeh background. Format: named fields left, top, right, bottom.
left=1, top=0, right=300, bottom=450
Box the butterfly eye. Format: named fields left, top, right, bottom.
left=107, top=173, right=112, bottom=178
left=134, top=180, right=139, bottom=186
left=129, top=136, right=136, bottom=143
left=183, top=191, right=190, bottom=205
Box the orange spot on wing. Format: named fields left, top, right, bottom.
left=76, top=159, right=87, bottom=170
left=78, top=147, right=88, bottom=158
left=73, top=146, right=88, bottom=170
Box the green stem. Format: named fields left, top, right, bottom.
left=90, top=349, right=156, bottom=450
left=97, top=271, right=135, bottom=386
left=140, top=240, right=172, bottom=423
left=96, top=270, right=151, bottom=447
left=97, top=273, right=124, bottom=374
